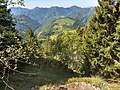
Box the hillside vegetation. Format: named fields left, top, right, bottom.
left=0, top=58, right=78, bottom=90
left=15, top=14, right=40, bottom=32
left=36, top=18, right=79, bottom=38
left=0, top=0, right=120, bottom=90
left=10, top=6, right=95, bottom=32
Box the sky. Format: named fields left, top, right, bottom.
left=14, top=0, right=98, bottom=9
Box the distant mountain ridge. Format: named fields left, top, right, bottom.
left=36, top=17, right=77, bottom=38
left=15, top=14, right=40, bottom=32
left=10, top=6, right=95, bottom=32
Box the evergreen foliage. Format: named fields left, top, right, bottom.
left=0, top=0, right=16, bottom=32
left=24, top=28, right=43, bottom=59
left=0, top=1, right=26, bottom=88
left=77, top=0, right=120, bottom=78
left=0, top=0, right=19, bottom=76
left=42, top=30, right=82, bottom=71
left=41, top=0, right=120, bottom=79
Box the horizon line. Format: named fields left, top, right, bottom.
left=9, top=5, right=98, bottom=9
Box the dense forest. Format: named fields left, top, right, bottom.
left=0, top=0, right=120, bottom=90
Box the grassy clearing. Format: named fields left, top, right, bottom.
left=39, top=77, right=120, bottom=90
left=67, top=77, right=120, bottom=90
left=108, top=83, right=120, bottom=90
left=68, top=77, right=105, bottom=87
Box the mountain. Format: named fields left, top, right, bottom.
left=15, top=14, right=40, bottom=32
left=68, top=6, right=95, bottom=25
left=10, top=6, right=95, bottom=32
left=35, top=17, right=81, bottom=38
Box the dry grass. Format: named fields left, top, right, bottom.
left=108, top=83, right=120, bottom=90
left=39, top=77, right=120, bottom=90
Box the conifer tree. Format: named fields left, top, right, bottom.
left=24, top=28, right=43, bottom=59
left=88, top=0, right=119, bottom=35
left=0, top=0, right=16, bottom=32
left=0, top=0, right=25, bottom=85
left=78, top=0, right=120, bottom=78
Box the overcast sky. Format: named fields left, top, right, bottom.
left=12, top=0, right=98, bottom=9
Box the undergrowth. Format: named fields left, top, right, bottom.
left=0, top=58, right=78, bottom=90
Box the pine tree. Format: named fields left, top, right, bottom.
left=0, top=0, right=26, bottom=89
left=78, top=0, right=120, bottom=78
left=0, top=0, right=16, bottom=32
left=45, top=30, right=82, bottom=71
left=88, top=0, right=118, bottom=35
left=0, top=0, right=24, bottom=81
left=24, top=28, right=43, bottom=59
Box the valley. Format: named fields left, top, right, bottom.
left=10, top=6, right=95, bottom=33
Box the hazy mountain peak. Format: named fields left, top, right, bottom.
left=11, top=6, right=95, bottom=32
left=70, top=5, right=81, bottom=8
left=33, top=7, right=40, bottom=9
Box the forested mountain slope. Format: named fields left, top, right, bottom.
left=35, top=17, right=80, bottom=38
left=10, top=6, right=95, bottom=32
left=15, top=14, right=40, bottom=32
